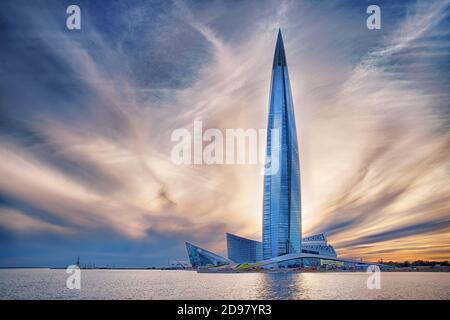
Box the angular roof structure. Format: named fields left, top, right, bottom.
left=185, top=242, right=230, bottom=268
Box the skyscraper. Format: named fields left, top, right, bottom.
left=262, top=29, right=301, bottom=259
left=185, top=31, right=346, bottom=269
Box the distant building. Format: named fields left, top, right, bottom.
left=170, top=260, right=191, bottom=269
left=226, top=233, right=262, bottom=263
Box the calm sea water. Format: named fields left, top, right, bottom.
left=0, top=269, right=449, bottom=300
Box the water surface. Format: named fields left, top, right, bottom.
left=0, top=269, right=448, bottom=299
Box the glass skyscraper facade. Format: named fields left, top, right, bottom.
left=226, top=233, right=262, bottom=263
left=262, top=30, right=301, bottom=260
left=185, top=242, right=230, bottom=268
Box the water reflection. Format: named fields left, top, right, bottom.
left=0, top=269, right=448, bottom=299
left=256, top=273, right=311, bottom=299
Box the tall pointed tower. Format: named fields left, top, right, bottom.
left=262, top=29, right=301, bottom=259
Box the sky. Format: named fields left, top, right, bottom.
left=0, top=0, right=449, bottom=267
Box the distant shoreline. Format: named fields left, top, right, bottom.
left=0, top=267, right=191, bottom=270
left=0, top=267, right=448, bottom=273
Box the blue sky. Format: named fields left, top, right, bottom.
left=0, top=0, right=449, bottom=267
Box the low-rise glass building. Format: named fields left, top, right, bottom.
left=226, top=233, right=262, bottom=263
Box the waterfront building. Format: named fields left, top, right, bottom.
left=226, top=233, right=262, bottom=263
left=262, top=29, right=301, bottom=259
left=185, top=242, right=230, bottom=268
left=302, top=233, right=337, bottom=258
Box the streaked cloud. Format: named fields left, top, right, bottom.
left=304, top=0, right=450, bottom=260
left=0, top=208, right=72, bottom=235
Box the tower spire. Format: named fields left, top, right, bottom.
left=272, top=29, right=287, bottom=68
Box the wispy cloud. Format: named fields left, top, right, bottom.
left=305, top=0, right=450, bottom=260
left=0, top=208, right=73, bottom=235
